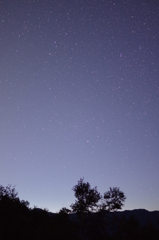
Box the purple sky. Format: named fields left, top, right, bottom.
left=0, top=0, right=159, bottom=212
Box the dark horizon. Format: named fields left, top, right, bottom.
left=1, top=187, right=159, bottom=240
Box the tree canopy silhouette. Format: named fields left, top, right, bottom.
left=0, top=184, right=29, bottom=208
left=70, top=178, right=101, bottom=213
left=0, top=184, right=18, bottom=200
left=69, top=178, right=126, bottom=214
left=100, top=187, right=126, bottom=211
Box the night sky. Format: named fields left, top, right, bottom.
left=1, top=0, right=159, bottom=212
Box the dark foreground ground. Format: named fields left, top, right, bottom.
left=0, top=199, right=159, bottom=240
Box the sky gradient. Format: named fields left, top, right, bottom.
left=0, top=0, right=159, bottom=212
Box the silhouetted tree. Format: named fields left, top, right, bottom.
left=0, top=184, right=18, bottom=200
left=70, top=179, right=126, bottom=215
left=70, top=178, right=101, bottom=213
left=0, top=184, right=29, bottom=208
left=100, top=187, right=126, bottom=212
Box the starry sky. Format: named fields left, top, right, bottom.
left=0, top=0, right=159, bottom=212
